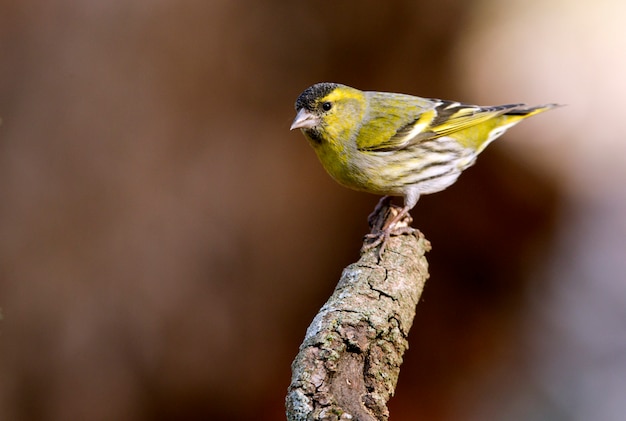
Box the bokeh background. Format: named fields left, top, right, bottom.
left=1, top=0, right=625, bottom=420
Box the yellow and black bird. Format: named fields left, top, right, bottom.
left=291, top=82, right=559, bottom=254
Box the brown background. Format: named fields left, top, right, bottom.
left=1, top=1, right=624, bottom=420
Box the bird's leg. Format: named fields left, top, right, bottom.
left=362, top=201, right=416, bottom=260
left=367, top=196, right=393, bottom=227
left=381, top=205, right=412, bottom=232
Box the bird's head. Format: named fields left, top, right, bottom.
left=290, top=83, right=366, bottom=147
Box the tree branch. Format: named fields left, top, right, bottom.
left=286, top=204, right=431, bottom=420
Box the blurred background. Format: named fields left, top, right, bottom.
left=0, top=0, right=624, bottom=420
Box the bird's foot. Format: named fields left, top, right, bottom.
left=361, top=200, right=415, bottom=261
left=367, top=196, right=393, bottom=227
left=362, top=226, right=416, bottom=259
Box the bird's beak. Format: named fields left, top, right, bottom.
left=290, top=109, right=319, bottom=130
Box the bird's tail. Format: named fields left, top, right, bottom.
left=505, top=103, right=562, bottom=118
left=471, top=103, right=561, bottom=153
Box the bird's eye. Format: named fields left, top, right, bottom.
left=322, top=102, right=332, bottom=112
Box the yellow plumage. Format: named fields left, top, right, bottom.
left=290, top=82, right=558, bottom=254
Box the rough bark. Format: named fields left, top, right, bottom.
left=286, top=204, right=431, bottom=420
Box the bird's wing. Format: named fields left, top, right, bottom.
left=420, top=102, right=523, bottom=138
left=355, top=92, right=438, bottom=152
left=358, top=98, right=523, bottom=152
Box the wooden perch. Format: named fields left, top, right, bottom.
left=286, top=203, right=431, bottom=421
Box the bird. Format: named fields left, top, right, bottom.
left=290, top=82, right=559, bottom=257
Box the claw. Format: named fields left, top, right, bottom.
left=361, top=200, right=416, bottom=261
left=367, top=196, right=393, bottom=227
left=362, top=225, right=417, bottom=260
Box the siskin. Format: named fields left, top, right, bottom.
left=290, top=82, right=559, bottom=255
